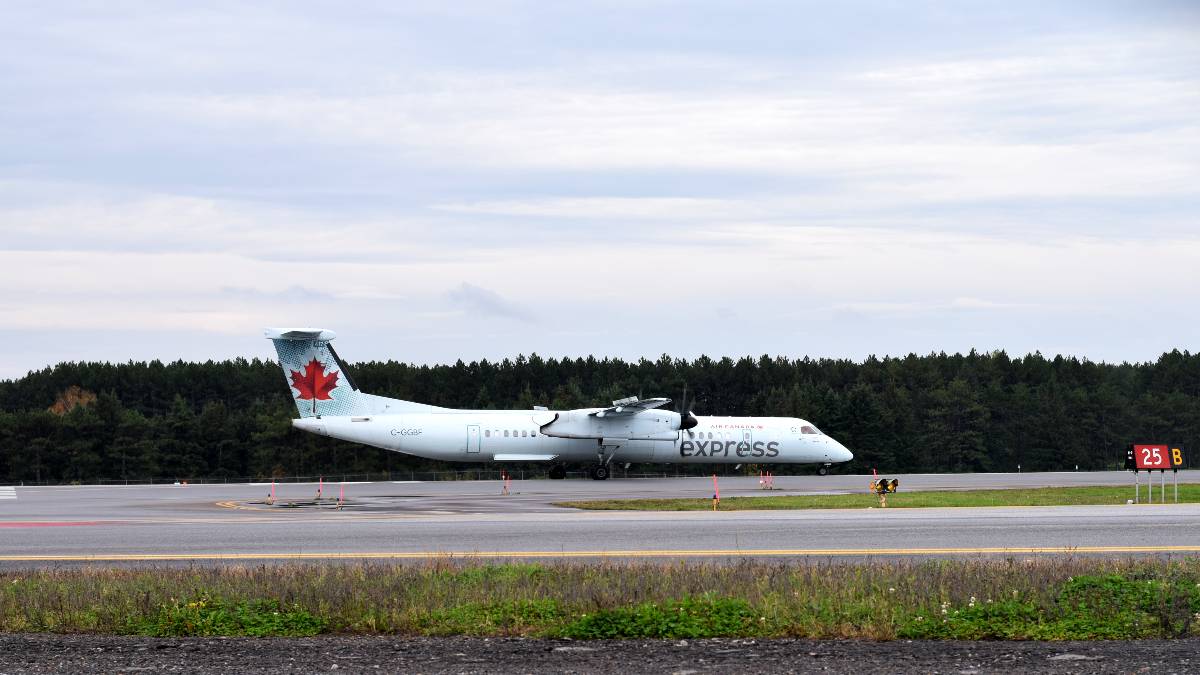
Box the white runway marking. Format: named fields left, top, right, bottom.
left=0, top=487, right=16, bottom=500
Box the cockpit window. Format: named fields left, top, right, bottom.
left=800, top=425, right=820, bottom=435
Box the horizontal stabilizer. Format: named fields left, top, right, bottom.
left=264, top=327, right=337, bottom=342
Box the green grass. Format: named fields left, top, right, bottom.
left=132, top=597, right=327, bottom=637
left=3, top=559, right=1200, bottom=640
left=559, top=484, right=1200, bottom=511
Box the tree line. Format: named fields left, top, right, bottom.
left=0, top=349, right=1198, bottom=483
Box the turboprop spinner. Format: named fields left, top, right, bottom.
left=675, top=385, right=699, bottom=431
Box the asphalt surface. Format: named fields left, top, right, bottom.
left=2, top=471, right=1199, bottom=566
left=3, top=634, right=1199, bottom=674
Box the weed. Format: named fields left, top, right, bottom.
left=131, top=596, right=327, bottom=637
left=560, top=596, right=759, bottom=639
left=898, top=600, right=1043, bottom=639
left=421, top=599, right=566, bottom=635
left=1054, top=574, right=1200, bottom=638
left=898, top=574, right=1200, bottom=639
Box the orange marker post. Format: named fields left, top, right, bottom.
left=712, top=474, right=720, bottom=511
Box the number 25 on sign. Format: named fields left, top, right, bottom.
left=1131, top=444, right=1184, bottom=470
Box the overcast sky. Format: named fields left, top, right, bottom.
left=2, top=1, right=1198, bottom=378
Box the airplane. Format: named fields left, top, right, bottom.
left=266, top=327, right=854, bottom=479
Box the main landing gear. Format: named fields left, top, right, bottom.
left=546, top=464, right=611, bottom=480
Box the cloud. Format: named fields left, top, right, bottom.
left=218, top=286, right=338, bottom=303
left=432, top=197, right=747, bottom=220
left=117, top=28, right=1200, bottom=210
left=831, top=297, right=1029, bottom=315
left=2, top=4, right=1199, bottom=374
left=445, top=283, right=536, bottom=322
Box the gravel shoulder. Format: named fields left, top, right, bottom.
left=2, top=634, right=1199, bottom=674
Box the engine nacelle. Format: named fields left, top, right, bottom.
left=541, top=409, right=682, bottom=441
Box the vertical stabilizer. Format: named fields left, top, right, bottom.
left=265, top=327, right=367, bottom=418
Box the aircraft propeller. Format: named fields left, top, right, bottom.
left=676, top=384, right=699, bottom=431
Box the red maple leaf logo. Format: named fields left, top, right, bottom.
left=289, top=358, right=339, bottom=401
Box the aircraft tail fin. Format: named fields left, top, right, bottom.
left=264, top=328, right=371, bottom=418
left=265, top=328, right=445, bottom=418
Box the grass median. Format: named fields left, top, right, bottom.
left=3, top=558, right=1200, bottom=640
left=559, top=484, right=1200, bottom=511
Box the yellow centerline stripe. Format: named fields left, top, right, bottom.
left=4, top=546, right=1200, bottom=561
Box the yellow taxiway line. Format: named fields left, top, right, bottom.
left=4, top=546, right=1200, bottom=562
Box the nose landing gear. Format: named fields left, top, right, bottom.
left=817, top=464, right=831, bottom=476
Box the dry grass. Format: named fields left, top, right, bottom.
left=2, top=557, right=1199, bottom=638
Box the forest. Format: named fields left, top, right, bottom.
left=0, top=349, right=1197, bottom=484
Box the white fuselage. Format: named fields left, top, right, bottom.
left=293, top=411, right=853, bottom=465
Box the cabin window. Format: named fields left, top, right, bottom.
left=485, top=430, right=491, bottom=437
left=521, top=430, right=527, bottom=437
left=504, top=430, right=510, bottom=437
left=707, top=432, right=713, bottom=440
left=801, top=425, right=819, bottom=435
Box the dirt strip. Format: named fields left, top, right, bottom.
left=1, top=634, right=1197, bottom=674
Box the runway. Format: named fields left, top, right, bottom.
left=2, top=471, right=1199, bottom=567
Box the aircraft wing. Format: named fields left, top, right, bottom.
left=589, top=396, right=671, bottom=418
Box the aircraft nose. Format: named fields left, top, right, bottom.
left=832, top=439, right=853, bottom=463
